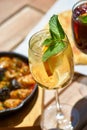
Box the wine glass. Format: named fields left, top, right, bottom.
left=72, top=0, right=87, bottom=54
left=72, top=0, right=87, bottom=96
left=28, top=29, right=79, bottom=130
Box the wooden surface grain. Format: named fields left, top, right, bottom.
left=0, top=0, right=56, bottom=51
left=0, top=6, right=43, bottom=51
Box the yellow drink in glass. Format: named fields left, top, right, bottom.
left=29, top=30, right=74, bottom=89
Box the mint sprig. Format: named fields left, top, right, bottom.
left=42, top=15, right=66, bottom=62
left=79, top=15, right=87, bottom=23
left=49, top=14, right=65, bottom=40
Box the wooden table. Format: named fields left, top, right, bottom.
left=0, top=0, right=87, bottom=130
left=0, top=0, right=56, bottom=51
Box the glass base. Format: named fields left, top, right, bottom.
left=40, top=103, right=79, bottom=130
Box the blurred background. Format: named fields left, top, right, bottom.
left=0, top=0, right=57, bottom=51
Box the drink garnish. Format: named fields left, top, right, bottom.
left=79, top=14, right=87, bottom=23
left=42, top=14, right=66, bottom=62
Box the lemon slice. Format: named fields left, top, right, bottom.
left=42, top=46, right=53, bottom=76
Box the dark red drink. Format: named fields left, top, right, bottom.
left=72, top=0, right=87, bottom=54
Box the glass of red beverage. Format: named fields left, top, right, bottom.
left=72, top=0, right=87, bottom=54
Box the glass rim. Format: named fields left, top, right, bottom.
left=29, top=29, right=49, bottom=56
left=29, top=29, right=69, bottom=57
left=72, top=0, right=87, bottom=13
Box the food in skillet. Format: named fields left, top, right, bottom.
left=0, top=56, right=36, bottom=110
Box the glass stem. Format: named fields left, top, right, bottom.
left=56, top=90, right=66, bottom=129
left=55, top=90, right=64, bottom=119
left=55, top=90, right=73, bottom=130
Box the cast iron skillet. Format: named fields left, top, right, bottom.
left=0, top=51, right=38, bottom=116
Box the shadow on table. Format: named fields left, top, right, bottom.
left=0, top=87, right=39, bottom=127
left=34, top=97, right=87, bottom=130
left=71, top=97, right=87, bottom=130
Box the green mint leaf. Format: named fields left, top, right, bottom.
left=79, top=15, right=87, bottom=23
left=42, top=38, right=53, bottom=46
left=42, top=41, right=66, bottom=62
left=42, top=14, right=66, bottom=62
left=49, top=15, right=65, bottom=39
